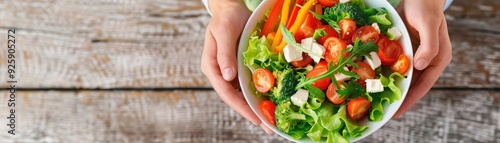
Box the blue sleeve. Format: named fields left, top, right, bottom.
left=201, top=0, right=212, bottom=15
left=444, top=0, right=454, bottom=11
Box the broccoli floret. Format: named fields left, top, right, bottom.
left=275, top=100, right=306, bottom=133
left=324, top=3, right=369, bottom=26
left=270, top=68, right=299, bottom=103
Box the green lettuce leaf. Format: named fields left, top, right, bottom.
left=368, top=72, right=405, bottom=121
left=368, top=8, right=392, bottom=26
left=335, top=105, right=369, bottom=138
left=326, top=131, right=349, bottom=143
left=243, top=32, right=288, bottom=71
left=307, top=121, right=324, bottom=142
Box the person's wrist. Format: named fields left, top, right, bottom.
left=208, top=0, right=247, bottom=16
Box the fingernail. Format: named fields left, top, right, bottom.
left=222, top=68, right=234, bottom=81
left=260, top=123, right=273, bottom=135
left=415, top=59, right=429, bottom=70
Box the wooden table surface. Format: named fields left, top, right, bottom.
left=0, top=0, right=499, bottom=142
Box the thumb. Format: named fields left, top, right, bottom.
left=413, top=18, right=441, bottom=70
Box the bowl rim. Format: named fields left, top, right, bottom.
left=237, top=0, right=413, bottom=142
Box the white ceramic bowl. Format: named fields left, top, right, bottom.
left=237, top=0, right=413, bottom=142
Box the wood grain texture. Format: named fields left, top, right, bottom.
left=0, top=0, right=210, bottom=88
left=1, top=90, right=498, bottom=143
left=439, top=0, right=500, bottom=88
left=0, top=0, right=499, bottom=88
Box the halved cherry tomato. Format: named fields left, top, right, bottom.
left=352, top=26, right=379, bottom=43
left=323, top=37, right=348, bottom=65
left=352, top=62, right=375, bottom=80
left=317, top=0, right=339, bottom=7
left=317, top=25, right=339, bottom=45
left=391, top=53, right=410, bottom=74
left=314, top=60, right=328, bottom=69
left=252, top=68, right=275, bottom=93
left=291, top=53, right=314, bottom=68
left=351, top=62, right=375, bottom=88
left=326, top=82, right=346, bottom=105
left=259, top=100, right=276, bottom=125
left=347, top=97, right=371, bottom=121
left=377, top=35, right=403, bottom=66
left=294, top=13, right=322, bottom=42
left=339, top=18, right=357, bottom=41
left=306, top=67, right=331, bottom=91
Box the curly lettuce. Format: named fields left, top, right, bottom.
left=368, top=72, right=405, bottom=121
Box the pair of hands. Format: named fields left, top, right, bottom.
left=201, top=0, right=452, bottom=134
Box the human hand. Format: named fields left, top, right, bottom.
left=201, top=0, right=274, bottom=134
left=393, top=0, right=452, bottom=118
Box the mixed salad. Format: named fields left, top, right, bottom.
left=243, top=0, right=410, bottom=142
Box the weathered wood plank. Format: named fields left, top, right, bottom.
left=439, top=0, right=500, bottom=88
left=0, top=0, right=499, bottom=88
left=1, top=90, right=498, bottom=142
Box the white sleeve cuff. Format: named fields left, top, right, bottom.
left=201, top=0, right=212, bottom=15
left=444, top=0, right=453, bottom=11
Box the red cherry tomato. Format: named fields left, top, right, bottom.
left=306, top=67, right=331, bottom=91
left=347, top=97, right=371, bottom=121
left=317, top=0, right=339, bottom=7
left=352, top=26, right=380, bottom=43
left=314, top=60, right=328, bottom=69
left=326, top=82, right=346, bottom=105
left=317, top=25, right=339, bottom=45
left=391, top=53, right=410, bottom=75
left=377, top=35, right=403, bottom=66
left=352, top=62, right=375, bottom=81
left=291, top=53, right=314, bottom=68
left=351, top=62, right=375, bottom=88
left=294, top=13, right=322, bottom=42
left=259, top=100, right=276, bottom=125
left=323, top=37, right=347, bottom=65
left=339, top=18, right=357, bottom=41
left=252, top=68, right=275, bottom=93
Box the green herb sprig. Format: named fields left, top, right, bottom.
left=296, top=39, right=379, bottom=90
left=280, top=24, right=324, bottom=58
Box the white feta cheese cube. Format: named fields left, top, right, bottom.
left=340, top=0, right=351, bottom=3
left=388, top=27, right=402, bottom=40
left=310, top=42, right=326, bottom=63
left=366, top=79, right=384, bottom=93
left=371, top=23, right=381, bottom=34
left=301, top=37, right=314, bottom=50
left=283, top=44, right=303, bottom=62
left=364, top=52, right=382, bottom=70
left=291, top=89, right=309, bottom=107
left=334, top=66, right=351, bottom=81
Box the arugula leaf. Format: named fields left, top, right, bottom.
left=336, top=81, right=366, bottom=99
left=280, top=24, right=324, bottom=58
left=311, top=11, right=340, bottom=33
left=296, top=38, right=379, bottom=89
left=305, top=84, right=326, bottom=99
